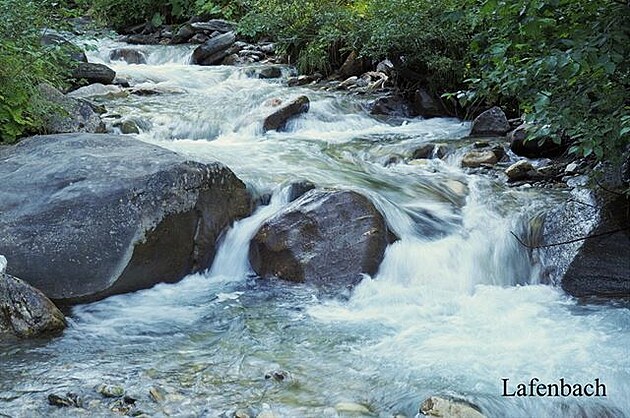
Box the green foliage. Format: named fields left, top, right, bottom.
left=461, top=0, right=629, bottom=159
left=0, top=0, right=72, bottom=143
left=86, top=0, right=245, bottom=30
left=239, top=0, right=359, bottom=74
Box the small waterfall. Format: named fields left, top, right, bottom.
left=207, top=187, right=290, bottom=280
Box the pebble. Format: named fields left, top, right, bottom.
left=96, top=384, right=125, bottom=398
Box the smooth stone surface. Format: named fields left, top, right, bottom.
left=461, top=150, right=498, bottom=168
left=0, top=134, right=251, bottom=303
left=249, top=189, right=394, bottom=290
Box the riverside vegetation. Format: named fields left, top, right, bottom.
left=1, top=0, right=628, bottom=166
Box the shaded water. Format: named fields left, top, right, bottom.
left=0, top=38, right=628, bottom=418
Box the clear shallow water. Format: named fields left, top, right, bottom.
left=0, top=39, right=628, bottom=418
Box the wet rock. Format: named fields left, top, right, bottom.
left=67, top=83, right=126, bottom=99
left=287, top=75, right=316, bottom=87
left=191, top=19, right=235, bottom=34
left=249, top=189, right=394, bottom=290
left=287, top=180, right=316, bottom=202
left=114, top=119, right=140, bottom=134
left=191, top=31, right=236, bottom=65
left=48, top=393, right=81, bottom=408
left=413, top=88, right=447, bottom=118
left=37, top=84, right=105, bottom=134
left=148, top=386, right=165, bottom=403
left=537, top=161, right=630, bottom=298
left=97, top=384, right=125, bottom=398
left=0, top=133, right=251, bottom=303
left=109, top=48, right=147, bottom=64
left=335, top=402, right=373, bottom=416
left=412, top=143, right=436, bottom=160
left=461, top=150, right=498, bottom=168
left=71, top=62, right=116, bottom=86
left=369, top=95, right=415, bottom=118
left=253, top=66, right=282, bottom=79
left=1, top=272, right=66, bottom=339
left=190, top=33, right=210, bottom=44
left=469, top=107, right=510, bottom=137
left=263, top=96, right=310, bottom=132
left=420, top=396, right=485, bottom=418
left=509, top=124, right=565, bottom=158
left=505, top=160, right=537, bottom=181
left=235, top=409, right=251, bottom=418
left=171, top=24, right=196, bottom=44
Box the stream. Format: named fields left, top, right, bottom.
left=0, top=37, right=628, bottom=418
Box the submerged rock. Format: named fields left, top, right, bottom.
left=262, top=96, right=310, bottom=132
left=0, top=272, right=66, bottom=339
left=48, top=393, right=82, bottom=408
left=109, top=48, right=147, bottom=64
left=420, top=396, right=485, bottom=418
left=249, top=189, right=394, bottom=290
left=469, top=107, right=510, bottom=137
left=0, top=133, right=251, bottom=303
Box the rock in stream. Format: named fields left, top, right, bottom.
left=0, top=133, right=251, bottom=303
left=249, top=189, right=395, bottom=290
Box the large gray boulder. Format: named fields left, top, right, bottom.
left=0, top=134, right=251, bottom=303
left=249, top=189, right=394, bottom=290
left=1, top=272, right=66, bottom=339
left=536, top=162, right=629, bottom=299
left=38, top=84, right=105, bottom=134
left=191, top=31, right=236, bottom=65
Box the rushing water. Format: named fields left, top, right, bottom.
left=0, top=38, right=628, bottom=418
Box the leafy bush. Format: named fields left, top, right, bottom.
left=0, top=0, right=72, bottom=143
left=460, top=0, right=629, bottom=159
